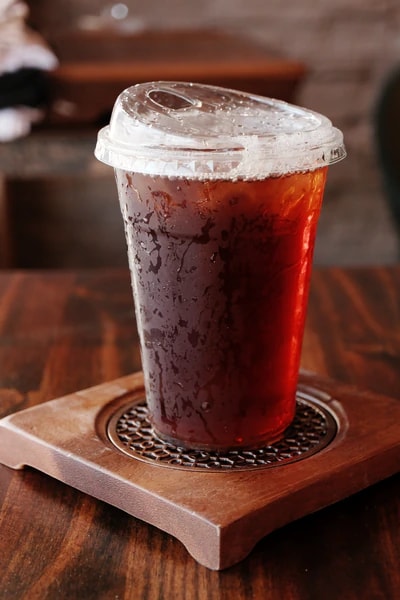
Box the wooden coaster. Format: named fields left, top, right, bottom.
left=0, top=371, right=399, bottom=570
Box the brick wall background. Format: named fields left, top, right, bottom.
left=30, top=0, right=400, bottom=264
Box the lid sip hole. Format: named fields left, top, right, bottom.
left=148, top=89, right=197, bottom=110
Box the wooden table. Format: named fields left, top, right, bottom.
left=0, top=267, right=399, bottom=598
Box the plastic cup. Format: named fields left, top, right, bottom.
left=95, top=81, right=345, bottom=450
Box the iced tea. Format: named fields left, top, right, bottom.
left=95, top=80, right=345, bottom=450
left=116, top=166, right=327, bottom=449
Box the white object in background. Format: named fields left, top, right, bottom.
left=0, top=106, right=42, bottom=142
left=0, top=1, right=58, bottom=73
left=0, top=1, right=58, bottom=140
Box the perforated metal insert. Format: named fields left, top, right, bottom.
left=106, top=387, right=338, bottom=471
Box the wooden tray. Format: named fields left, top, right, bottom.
left=0, top=371, right=399, bottom=570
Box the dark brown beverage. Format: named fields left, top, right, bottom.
left=96, top=81, right=345, bottom=450
left=116, top=167, right=327, bottom=449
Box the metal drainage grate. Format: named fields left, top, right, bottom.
left=107, top=389, right=338, bottom=472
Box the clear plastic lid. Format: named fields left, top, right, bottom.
left=95, top=81, right=346, bottom=179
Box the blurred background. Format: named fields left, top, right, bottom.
left=1, top=0, right=399, bottom=268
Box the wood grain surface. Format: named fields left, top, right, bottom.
left=0, top=268, right=399, bottom=599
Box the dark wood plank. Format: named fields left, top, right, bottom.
left=0, top=270, right=140, bottom=417
left=304, top=267, right=400, bottom=398
left=0, top=268, right=399, bottom=598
